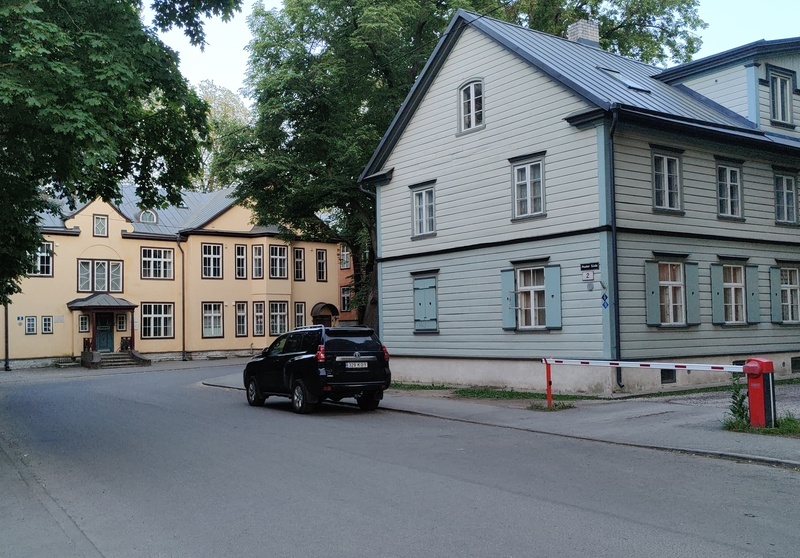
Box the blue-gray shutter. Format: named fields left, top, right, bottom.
left=769, top=266, right=783, bottom=323
left=710, top=264, right=724, bottom=324
left=644, top=261, right=660, bottom=326
left=746, top=265, right=760, bottom=324
left=501, top=269, right=516, bottom=330
left=685, top=262, right=700, bottom=325
left=413, top=277, right=437, bottom=331
left=544, top=265, right=562, bottom=330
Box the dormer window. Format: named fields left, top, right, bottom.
left=459, top=80, right=484, bottom=132
left=140, top=209, right=157, bottom=223
left=770, top=71, right=793, bottom=125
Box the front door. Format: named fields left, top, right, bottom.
left=96, top=313, right=114, bottom=352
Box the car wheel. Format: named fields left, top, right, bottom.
left=291, top=380, right=314, bottom=414
left=356, top=391, right=381, bottom=411
left=246, top=377, right=266, bottom=407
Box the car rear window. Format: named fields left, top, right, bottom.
left=325, top=329, right=382, bottom=352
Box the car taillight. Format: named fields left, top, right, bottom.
left=316, top=345, right=325, bottom=362
left=382, top=344, right=390, bottom=362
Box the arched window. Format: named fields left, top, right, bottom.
left=140, top=210, right=157, bottom=224
left=459, top=80, right=484, bottom=132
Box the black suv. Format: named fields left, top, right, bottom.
left=243, top=325, right=391, bottom=413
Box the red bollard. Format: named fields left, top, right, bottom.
left=743, top=358, right=776, bottom=428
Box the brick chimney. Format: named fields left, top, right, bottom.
left=567, top=20, right=600, bottom=48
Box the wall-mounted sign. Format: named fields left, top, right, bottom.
left=580, top=262, right=600, bottom=271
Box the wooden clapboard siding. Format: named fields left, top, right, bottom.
left=682, top=65, right=749, bottom=118
left=379, top=235, right=607, bottom=359
left=379, top=26, right=598, bottom=259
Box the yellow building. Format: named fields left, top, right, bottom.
left=2, top=186, right=341, bottom=368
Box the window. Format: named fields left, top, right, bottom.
left=293, top=248, right=305, bottom=281
left=77, top=259, right=123, bottom=292
left=252, top=245, right=264, bottom=279
left=501, top=266, right=562, bottom=330
left=79, top=314, right=90, bottom=333
left=770, top=71, right=793, bottom=124
left=31, top=241, right=53, bottom=276
left=513, top=159, right=544, bottom=218
left=269, top=301, right=288, bottom=336
left=141, top=303, right=174, bottom=338
left=253, top=302, right=265, bottom=336
left=770, top=266, right=800, bottom=324
left=25, top=316, right=36, bottom=335
left=316, top=250, right=327, bottom=281
left=412, top=186, right=435, bottom=236
left=645, top=261, right=699, bottom=326
left=140, top=210, right=157, bottom=223
left=235, top=245, right=247, bottom=279
left=413, top=276, right=438, bottom=332
left=141, top=248, right=174, bottom=279
left=341, top=287, right=351, bottom=312
left=717, top=163, right=743, bottom=217
left=93, top=214, right=108, bottom=237
left=653, top=153, right=681, bottom=210
left=236, top=302, right=248, bottom=337
left=459, top=81, right=483, bottom=131
left=270, top=245, right=288, bottom=279
left=202, top=302, right=223, bottom=337
left=340, top=245, right=351, bottom=269
left=42, top=316, right=53, bottom=334
left=295, top=302, right=306, bottom=328
left=711, top=264, right=759, bottom=325
left=201, top=244, right=222, bottom=278
left=775, top=174, right=797, bottom=223
left=116, top=314, right=126, bottom=331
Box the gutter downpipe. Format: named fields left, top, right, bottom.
left=609, top=105, right=624, bottom=388
left=176, top=236, right=187, bottom=361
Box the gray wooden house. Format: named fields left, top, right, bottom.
left=359, top=10, right=800, bottom=393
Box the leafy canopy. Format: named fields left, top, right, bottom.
left=0, top=0, right=242, bottom=303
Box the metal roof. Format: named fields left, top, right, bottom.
left=66, top=293, right=137, bottom=310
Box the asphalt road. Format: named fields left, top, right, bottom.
left=1, top=363, right=799, bottom=558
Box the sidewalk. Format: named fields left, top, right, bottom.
left=204, top=372, right=800, bottom=470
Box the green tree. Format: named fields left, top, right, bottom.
left=236, top=0, right=705, bottom=326
left=0, top=0, right=242, bottom=304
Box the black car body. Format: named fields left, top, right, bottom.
left=243, top=325, right=391, bottom=413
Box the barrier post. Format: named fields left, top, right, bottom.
left=545, top=360, right=553, bottom=408
left=743, top=358, right=776, bottom=428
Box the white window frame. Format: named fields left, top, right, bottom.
left=269, top=301, right=288, bottom=336
left=723, top=264, right=746, bottom=324
left=116, top=314, right=127, bottom=331
left=235, top=245, right=247, bottom=279
left=202, top=302, right=223, bottom=338
left=775, top=174, right=797, bottom=223
left=780, top=267, right=800, bottom=323
left=77, top=259, right=122, bottom=292
left=201, top=243, right=222, bottom=279
left=340, top=245, right=351, bottom=269
left=140, top=210, right=157, bottom=223
left=653, top=153, right=681, bottom=211
left=31, top=241, right=53, bottom=276
left=269, top=245, right=288, bottom=279
left=93, top=214, right=108, bottom=237
left=770, top=72, right=793, bottom=124
left=252, top=245, right=264, bottom=279
left=341, top=287, right=351, bottom=312
left=316, top=250, right=327, bottom=282
left=42, top=315, right=53, bottom=334
left=25, top=316, right=37, bottom=335
left=516, top=267, right=546, bottom=329
left=459, top=80, right=483, bottom=131
left=79, top=314, right=90, bottom=333
left=717, top=164, right=742, bottom=217
left=412, top=186, right=435, bottom=236
left=253, top=302, right=265, bottom=337
left=293, top=248, right=305, bottom=281
left=294, top=302, right=306, bottom=328
left=513, top=159, right=544, bottom=218
left=658, top=262, right=686, bottom=325
left=141, top=248, right=174, bottom=279
left=141, top=303, right=174, bottom=338
left=235, top=302, right=248, bottom=337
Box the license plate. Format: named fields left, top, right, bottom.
left=345, top=361, right=368, bottom=369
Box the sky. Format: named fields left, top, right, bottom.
left=152, top=0, right=800, bottom=98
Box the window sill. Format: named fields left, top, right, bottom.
left=411, top=232, right=437, bottom=241
left=511, top=327, right=550, bottom=333
left=713, top=323, right=750, bottom=328
left=455, top=125, right=486, bottom=137
left=652, top=207, right=685, bottom=216
left=413, top=329, right=439, bottom=334
left=769, top=119, right=796, bottom=130
left=716, top=215, right=745, bottom=222
left=775, top=221, right=800, bottom=228
left=511, top=213, right=547, bottom=223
